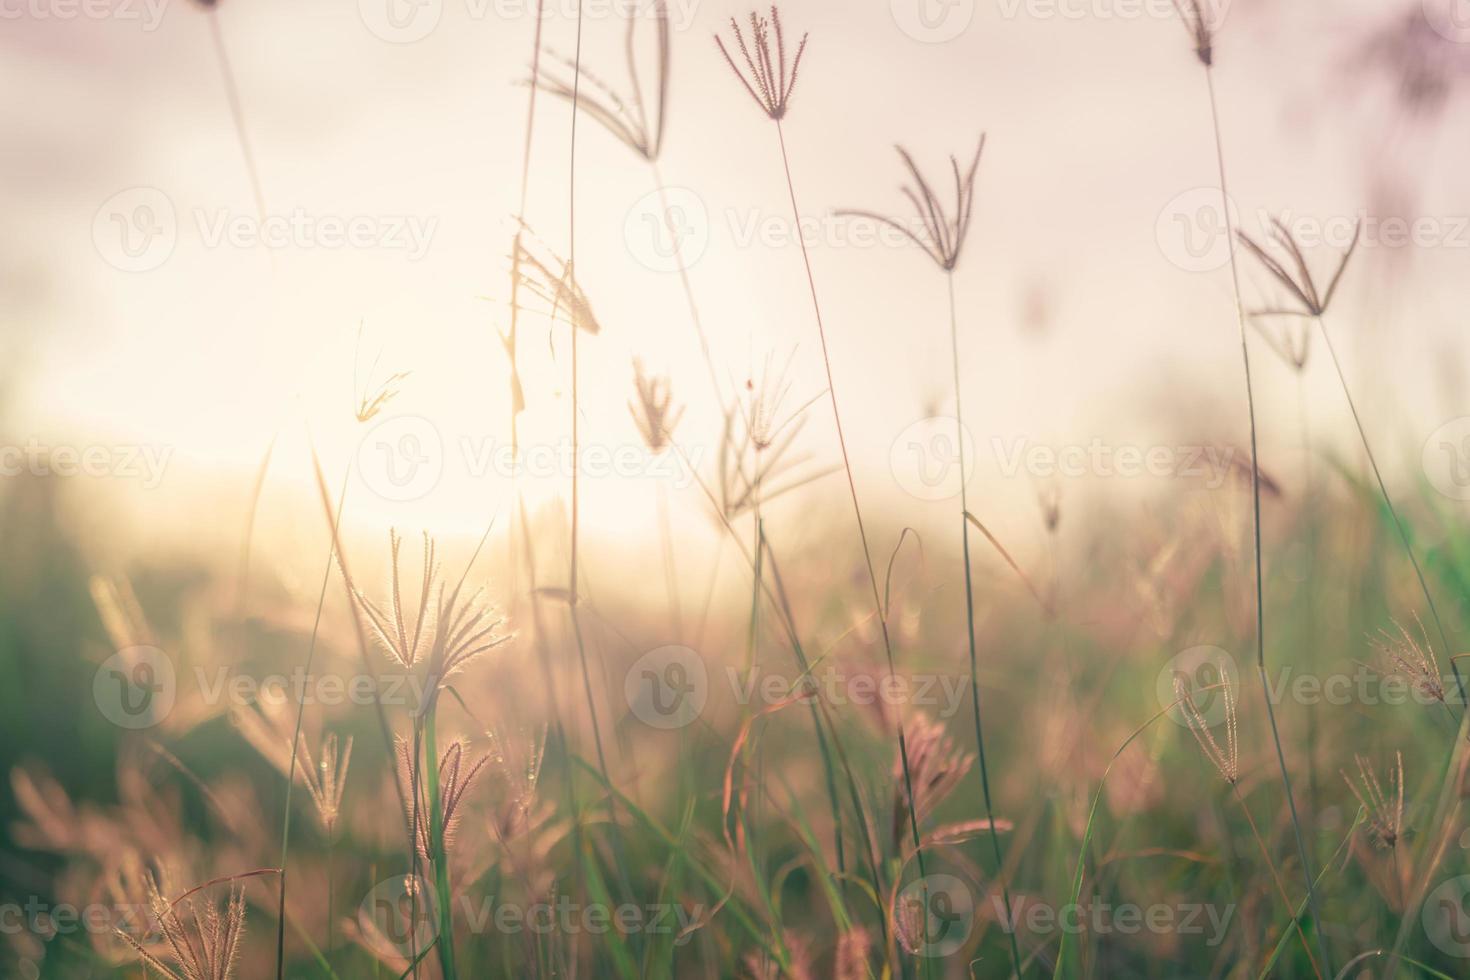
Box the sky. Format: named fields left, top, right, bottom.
left=3, top=0, right=1469, bottom=579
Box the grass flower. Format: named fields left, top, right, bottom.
left=397, top=736, right=490, bottom=860
left=1376, top=618, right=1448, bottom=708
left=119, top=876, right=247, bottom=980
left=1343, top=752, right=1405, bottom=849
left=533, top=1, right=669, bottom=160
left=715, top=7, right=808, bottom=121
left=837, top=137, right=985, bottom=271
left=1174, top=670, right=1239, bottom=785
left=629, top=359, right=683, bottom=453
left=891, top=713, right=974, bottom=849
left=350, top=530, right=511, bottom=697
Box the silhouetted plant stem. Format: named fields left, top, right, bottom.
left=771, top=116, right=929, bottom=932
left=1200, top=64, right=1329, bottom=974
left=1315, top=313, right=1467, bottom=711
left=947, top=272, right=1023, bottom=978
left=275, top=470, right=349, bottom=980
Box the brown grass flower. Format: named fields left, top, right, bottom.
left=837, top=136, right=986, bottom=271
left=1174, top=669, right=1239, bottom=785
left=717, top=350, right=832, bottom=521
left=349, top=530, right=511, bottom=693
left=396, top=736, right=490, bottom=860
left=834, top=927, right=872, bottom=980
left=1236, top=217, right=1362, bottom=321
left=1169, top=0, right=1218, bottom=66
left=892, top=713, right=974, bottom=849
left=715, top=6, right=808, bottom=121
left=118, top=876, right=246, bottom=980
left=534, top=1, right=669, bottom=160
left=486, top=724, right=547, bottom=842
left=628, top=359, right=683, bottom=453
left=1343, top=751, right=1405, bottom=849
left=1375, top=617, right=1447, bottom=708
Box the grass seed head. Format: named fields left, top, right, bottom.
left=715, top=6, right=809, bottom=121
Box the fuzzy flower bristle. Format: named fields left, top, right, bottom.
left=715, top=6, right=809, bottom=121
left=837, top=136, right=986, bottom=272
left=1343, top=751, right=1405, bottom=850
left=118, top=875, right=247, bottom=980
left=1174, top=669, right=1239, bottom=785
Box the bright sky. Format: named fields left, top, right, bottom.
left=3, top=0, right=1468, bottom=579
